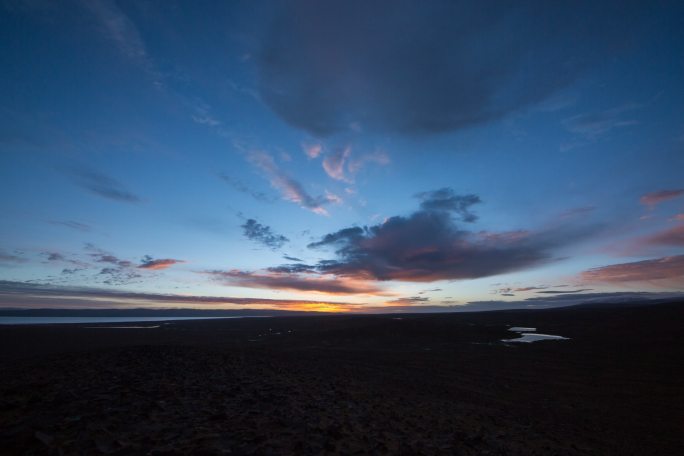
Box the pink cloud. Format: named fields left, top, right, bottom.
left=322, top=146, right=352, bottom=182
left=302, top=142, right=322, bottom=159
left=581, top=255, right=684, bottom=283
left=248, top=150, right=333, bottom=215
left=640, top=189, right=684, bottom=207
left=642, top=224, right=684, bottom=246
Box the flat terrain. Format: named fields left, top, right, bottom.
left=1, top=302, right=683, bottom=455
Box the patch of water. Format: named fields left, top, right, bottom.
left=503, top=333, right=569, bottom=343
left=503, top=325, right=568, bottom=343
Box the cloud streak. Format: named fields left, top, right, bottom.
left=70, top=168, right=141, bottom=203
left=206, top=270, right=388, bottom=295
left=640, top=189, right=684, bottom=207
left=248, top=150, right=337, bottom=215
left=563, top=104, right=640, bottom=138
left=581, top=255, right=684, bottom=284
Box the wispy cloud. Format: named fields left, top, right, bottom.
left=248, top=150, right=336, bottom=215
left=322, top=146, right=352, bottom=182
left=218, top=173, right=272, bottom=203
left=191, top=103, right=221, bottom=126
left=610, top=224, right=684, bottom=256
left=81, top=0, right=150, bottom=67
left=563, top=104, right=640, bottom=138
left=557, top=206, right=597, bottom=220
left=347, top=150, right=390, bottom=174
left=0, top=250, right=26, bottom=264
left=242, top=219, right=289, bottom=250
left=581, top=255, right=684, bottom=285
left=641, top=225, right=684, bottom=247
left=70, top=168, right=141, bottom=203
left=640, top=189, right=684, bottom=207
left=48, top=220, right=92, bottom=232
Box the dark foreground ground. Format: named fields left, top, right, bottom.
left=1, top=302, right=683, bottom=455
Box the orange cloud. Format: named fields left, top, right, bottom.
left=139, top=258, right=184, bottom=270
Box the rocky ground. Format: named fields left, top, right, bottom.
left=1, top=302, right=683, bottom=455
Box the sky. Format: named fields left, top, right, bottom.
left=1, top=0, right=683, bottom=313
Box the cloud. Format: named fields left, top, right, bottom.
left=322, top=146, right=352, bottom=182
left=97, top=267, right=142, bottom=286
left=640, top=189, right=684, bottom=207
left=347, top=150, right=390, bottom=174
left=138, top=256, right=184, bottom=270
left=558, top=206, right=597, bottom=219
left=307, top=189, right=593, bottom=282
left=256, top=1, right=643, bottom=136
left=514, top=286, right=548, bottom=292
left=206, top=269, right=388, bottom=295
left=562, top=104, right=639, bottom=138
left=387, top=296, right=430, bottom=305
left=613, top=224, right=684, bottom=256
left=642, top=225, right=684, bottom=247
left=84, top=245, right=180, bottom=284
left=0, top=250, right=26, bottom=264
left=44, top=252, right=65, bottom=262
left=241, top=219, right=289, bottom=250
left=70, top=168, right=141, bottom=203
left=418, top=288, right=442, bottom=294
left=0, top=280, right=358, bottom=311
left=89, top=251, right=132, bottom=268
left=581, top=255, right=684, bottom=284
left=267, top=263, right=318, bottom=274
left=81, top=0, right=151, bottom=69
left=535, top=289, right=593, bottom=294
left=218, top=173, right=272, bottom=203
left=248, top=150, right=337, bottom=215
left=415, top=188, right=481, bottom=222
left=48, top=220, right=92, bottom=232
left=302, top=142, right=322, bottom=159
left=283, top=255, right=303, bottom=262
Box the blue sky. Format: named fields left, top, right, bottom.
left=1, top=0, right=683, bottom=312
